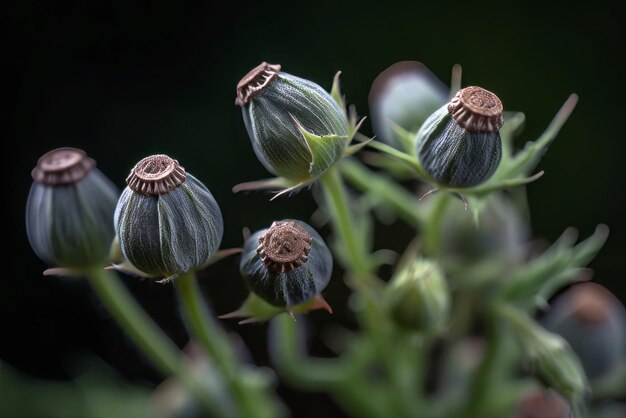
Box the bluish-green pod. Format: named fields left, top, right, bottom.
left=236, top=62, right=350, bottom=182
left=26, top=148, right=119, bottom=268
left=240, top=220, right=332, bottom=308
left=114, top=154, right=223, bottom=278
left=384, top=259, right=450, bottom=333
left=416, top=86, right=503, bottom=187
left=543, top=283, right=626, bottom=380
left=369, top=61, right=448, bottom=150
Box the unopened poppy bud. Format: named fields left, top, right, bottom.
left=416, top=86, right=503, bottom=187
left=369, top=61, right=448, bottom=150
left=239, top=220, right=332, bottom=309
left=26, top=147, right=119, bottom=269
left=114, top=154, right=223, bottom=279
left=384, top=259, right=450, bottom=333
left=236, top=62, right=350, bottom=182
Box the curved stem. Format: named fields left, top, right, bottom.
left=270, top=314, right=391, bottom=418
left=176, top=272, right=281, bottom=418
left=85, top=267, right=224, bottom=417
left=175, top=271, right=281, bottom=418
left=319, top=166, right=370, bottom=275
left=176, top=272, right=236, bottom=374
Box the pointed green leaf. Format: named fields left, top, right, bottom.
left=506, top=94, right=578, bottom=177
left=500, top=224, right=609, bottom=306
left=387, top=119, right=417, bottom=153
left=330, top=71, right=346, bottom=115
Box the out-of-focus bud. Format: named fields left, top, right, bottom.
left=416, top=86, right=503, bottom=187
left=26, top=147, right=119, bottom=269
left=543, top=282, right=626, bottom=380
left=369, top=61, right=448, bottom=150
left=509, top=389, right=571, bottom=418
left=236, top=62, right=350, bottom=182
left=501, top=305, right=588, bottom=413
left=239, top=220, right=332, bottom=309
left=439, top=192, right=529, bottom=271
left=114, top=154, right=223, bottom=280
left=384, top=259, right=450, bottom=333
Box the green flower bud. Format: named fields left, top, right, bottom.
left=501, top=305, right=588, bottom=413
left=236, top=62, right=350, bottom=182
left=384, top=259, right=450, bottom=333
left=415, top=86, right=503, bottom=187
left=239, top=220, right=332, bottom=308
left=114, top=154, right=223, bottom=279
left=26, top=148, right=119, bottom=269
left=543, top=283, right=626, bottom=380
left=532, top=335, right=587, bottom=412
left=369, top=61, right=448, bottom=150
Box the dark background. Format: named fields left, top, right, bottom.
left=5, top=1, right=626, bottom=417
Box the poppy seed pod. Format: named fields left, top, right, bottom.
left=543, top=283, right=626, bottom=380
left=240, top=220, right=332, bottom=308
left=26, top=147, right=119, bottom=269
left=416, top=86, right=503, bottom=187
left=236, top=62, right=350, bottom=182
left=369, top=61, right=448, bottom=149
left=114, top=154, right=223, bottom=279
left=384, top=259, right=450, bottom=333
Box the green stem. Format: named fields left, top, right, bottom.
left=319, top=166, right=370, bottom=275
left=271, top=314, right=392, bottom=418
left=467, top=314, right=503, bottom=418
left=319, top=165, right=422, bottom=418
left=85, top=267, right=224, bottom=417
left=176, top=272, right=236, bottom=373
left=175, top=271, right=280, bottom=418
left=339, top=158, right=424, bottom=230
left=423, top=194, right=449, bottom=256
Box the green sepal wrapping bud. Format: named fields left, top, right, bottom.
left=235, top=62, right=351, bottom=192
left=500, top=304, right=588, bottom=415
left=220, top=292, right=332, bottom=325
left=239, top=220, right=332, bottom=309
left=384, top=259, right=450, bottom=333
left=415, top=86, right=503, bottom=187
left=114, top=155, right=223, bottom=280
left=26, top=148, right=119, bottom=269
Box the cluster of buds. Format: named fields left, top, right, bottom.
left=27, top=150, right=224, bottom=283
left=24, top=58, right=612, bottom=418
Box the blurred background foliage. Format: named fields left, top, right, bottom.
left=5, top=0, right=626, bottom=416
